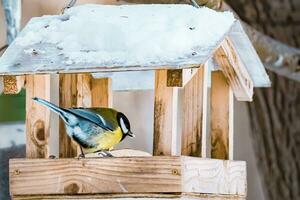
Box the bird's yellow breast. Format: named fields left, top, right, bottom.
left=83, top=127, right=123, bottom=153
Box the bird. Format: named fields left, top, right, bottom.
left=32, top=97, right=134, bottom=157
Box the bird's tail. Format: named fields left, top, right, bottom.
left=32, top=97, right=65, bottom=116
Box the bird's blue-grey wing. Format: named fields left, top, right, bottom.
left=66, top=108, right=114, bottom=131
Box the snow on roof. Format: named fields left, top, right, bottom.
left=0, top=4, right=235, bottom=74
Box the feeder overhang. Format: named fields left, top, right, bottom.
left=0, top=4, right=270, bottom=87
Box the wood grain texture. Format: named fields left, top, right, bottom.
left=181, top=157, right=246, bottom=195
left=214, top=38, right=254, bottom=101
left=167, top=69, right=183, bottom=87
left=25, top=75, right=51, bottom=158
left=10, top=157, right=181, bottom=195
left=77, top=74, right=112, bottom=108
left=181, top=65, right=209, bottom=157
left=59, top=74, right=79, bottom=158
left=13, top=193, right=245, bottom=200
left=211, top=72, right=234, bottom=160
left=9, top=156, right=246, bottom=197
left=2, top=75, right=24, bottom=94
left=153, top=70, right=179, bottom=156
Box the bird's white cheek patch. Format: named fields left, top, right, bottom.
left=120, top=118, right=128, bottom=133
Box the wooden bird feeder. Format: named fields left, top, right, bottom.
left=0, top=4, right=270, bottom=200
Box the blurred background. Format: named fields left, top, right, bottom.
left=0, top=1, right=299, bottom=200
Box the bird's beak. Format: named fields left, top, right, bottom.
left=128, top=131, right=135, bottom=138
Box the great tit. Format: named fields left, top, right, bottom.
left=33, top=97, right=134, bottom=157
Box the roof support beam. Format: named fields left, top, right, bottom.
left=214, top=38, right=254, bottom=101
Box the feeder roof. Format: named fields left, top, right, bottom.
left=0, top=4, right=270, bottom=87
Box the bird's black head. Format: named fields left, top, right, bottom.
left=117, top=112, right=135, bottom=140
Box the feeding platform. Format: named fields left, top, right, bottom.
left=0, top=4, right=270, bottom=200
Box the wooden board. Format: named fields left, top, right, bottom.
left=153, top=70, right=179, bottom=156
left=13, top=193, right=246, bottom=200
left=77, top=74, right=112, bottom=108
left=59, top=74, right=113, bottom=158
left=181, top=65, right=209, bottom=157
left=210, top=72, right=234, bottom=160
left=59, top=74, right=79, bottom=158
left=2, top=75, right=24, bottom=94
left=25, top=75, right=51, bottom=158
left=9, top=156, right=246, bottom=196
left=214, top=38, right=253, bottom=101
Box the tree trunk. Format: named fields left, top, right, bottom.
left=226, top=0, right=300, bottom=199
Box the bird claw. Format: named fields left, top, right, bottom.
left=98, top=151, right=113, bottom=157
left=77, top=153, right=85, bottom=159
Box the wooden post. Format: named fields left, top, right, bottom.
left=25, top=75, right=51, bottom=158
left=59, top=74, right=112, bottom=158
left=59, top=74, right=79, bottom=158
left=181, top=65, right=209, bottom=157
left=77, top=74, right=112, bottom=108
left=153, top=70, right=179, bottom=156
left=2, top=75, right=24, bottom=94
left=210, top=71, right=234, bottom=160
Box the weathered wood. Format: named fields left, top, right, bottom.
left=2, top=75, right=24, bottom=94
left=181, top=157, right=246, bottom=195
left=9, top=156, right=246, bottom=196
left=181, top=65, right=209, bottom=157
left=13, top=193, right=245, bottom=200
left=25, top=75, right=51, bottom=158
left=153, top=70, right=179, bottom=156
left=167, top=68, right=201, bottom=88
left=210, top=71, right=234, bottom=160
left=214, top=38, right=254, bottom=101
left=77, top=74, right=112, bottom=107
left=167, top=69, right=183, bottom=87
left=59, top=74, right=79, bottom=158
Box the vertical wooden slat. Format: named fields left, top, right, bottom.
left=25, top=75, right=51, bottom=158
left=77, top=74, right=112, bottom=108
left=211, top=71, right=234, bottom=160
left=59, top=73, right=113, bottom=158
left=59, top=74, right=78, bottom=158
left=181, top=65, right=209, bottom=157
left=153, top=70, right=179, bottom=156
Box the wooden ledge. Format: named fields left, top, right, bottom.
left=13, top=193, right=246, bottom=200
left=10, top=156, right=246, bottom=197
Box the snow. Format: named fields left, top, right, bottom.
left=14, top=4, right=235, bottom=66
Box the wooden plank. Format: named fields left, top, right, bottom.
left=167, top=68, right=201, bottom=88
left=13, top=193, right=246, bottom=200
left=25, top=75, right=51, bottom=158
left=10, top=157, right=181, bottom=195
left=210, top=71, right=234, bottom=160
left=181, top=157, right=246, bottom=195
left=153, top=70, right=179, bottom=156
left=167, top=69, right=183, bottom=87
left=59, top=74, right=79, bottom=158
left=2, top=75, right=24, bottom=94
left=77, top=74, right=112, bottom=107
left=214, top=37, right=254, bottom=101
left=181, top=64, right=209, bottom=157
left=9, top=156, right=246, bottom=196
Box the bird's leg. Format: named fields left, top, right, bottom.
left=97, top=150, right=113, bottom=157
left=78, top=146, right=85, bottom=159
left=103, top=151, right=113, bottom=157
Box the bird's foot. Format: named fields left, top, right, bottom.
left=77, top=153, right=85, bottom=159
left=98, top=151, right=113, bottom=157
